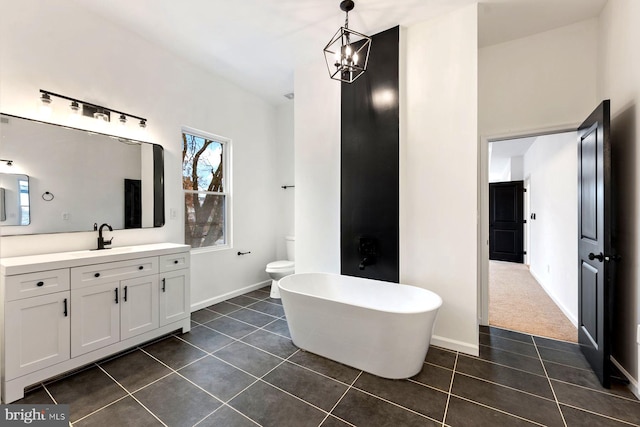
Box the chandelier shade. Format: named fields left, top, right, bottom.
left=323, top=1, right=371, bottom=83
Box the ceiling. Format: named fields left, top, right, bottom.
left=74, top=0, right=607, bottom=105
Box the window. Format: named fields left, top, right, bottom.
left=182, top=127, right=230, bottom=249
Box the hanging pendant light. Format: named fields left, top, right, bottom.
left=323, top=0, right=371, bottom=83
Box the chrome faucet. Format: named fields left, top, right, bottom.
left=97, top=223, right=113, bottom=250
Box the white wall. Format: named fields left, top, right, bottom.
left=401, top=4, right=479, bottom=354
left=479, top=19, right=599, bottom=137
left=0, top=0, right=280, bottom=308
left=489, top=156, right=511, bottom=183
left=597, top=0, right=640, bottom=389
left=275, top=102, right=295, bottom=260
left=524, top=132, right=578, bottom=325
left=294, top=59, right=341, bottom=274
left=510, top=156, right=524, bottom=181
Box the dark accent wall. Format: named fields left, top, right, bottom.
left=341, top=26, right=399, bottom=282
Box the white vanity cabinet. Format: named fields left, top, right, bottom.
left=159, top=253, right=190, bottom=327
left=4, top=269, right=71, bottom=380
left=0, top=243, right=190, bottom=403
left=70, top=257, right=160, bottom=357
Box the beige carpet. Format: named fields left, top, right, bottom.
left=489, top=260, right=578, bottom=342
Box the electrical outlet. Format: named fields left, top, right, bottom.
left=62, top=212, right=70, bottom=221
left=169, top=208, right=177, bottom=220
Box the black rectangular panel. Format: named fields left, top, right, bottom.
left=124, top=179, right=142, bottom=229
left=341, top=26, right=399, bottom=282
left=580, top=128, right=597, bottom=241
left=493, top=230, right=517, bottom=254
left=580, top=261, right=598, bottom=348
left=153, top=144, right=165, bottom=227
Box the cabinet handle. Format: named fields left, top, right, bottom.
left=124, top=285, right=128, bottom=302
left=138, top=266, right=144, bottom=270
left=63, top=298, right=68, bottom=317
left=94, top=273, right=100, bottom=278
left=174, top=260, right=179, bottom=264
left=115, top=288, right=119, bottom=304
left=162, top=278, right=166, bottom=292
left=36, top=281, right=44, bottom=287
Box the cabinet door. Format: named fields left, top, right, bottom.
left=159, top=270, right=190, bottom=327
left=5, top=292, right=70, bottom=380
left=121, top=275, right=159, bottom=340
left=71, top=281, right=120, bottom=357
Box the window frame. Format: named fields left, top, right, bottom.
left=181, top=126, right=232, bottom=253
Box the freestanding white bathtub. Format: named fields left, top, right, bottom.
left=278, top=273, right=442, bottom=379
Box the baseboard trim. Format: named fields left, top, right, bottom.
left=611, top=356, right=639, bottom=400
left=190, top=280, right=271, bottom=312
left=529, top=269, right=578, bottom=327
left=431, top=335, right=478, bottom=357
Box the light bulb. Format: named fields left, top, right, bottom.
left=345, top=45, right=352, bottom=57
left=39, top=93, right=52, bottom=117
left=93, top=110, right=109, bottom=122
left=353, top=53, right=359, bottom=65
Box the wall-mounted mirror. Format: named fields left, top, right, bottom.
left=0, top=114, right=164, bottom=236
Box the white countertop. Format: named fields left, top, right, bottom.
left=1, top=243, right=190, bottom=276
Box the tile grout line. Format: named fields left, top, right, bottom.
left=450, top=394, right=549, bottom=427
left=317, top=371, right=362, bottom=427
left=441, top=351, right=459, bottom=427
left=407, top=378, right=451, bottom=395
left=532, top=336, right=568, bottom=427
left=192, top=403, right=261, bottom=427
left=548, top=377, right=640, bottom=404
left=485, top=327, right=580, bottom=349
left=478, top=342, right=596, bottom=373
left=467, top=354, right=548, bottom=379
left=349, top=383, right=444, bottom=425
left=558, top=402, right=640, bottom=426
left=453, top=371, right=559, bottom=403
left=40, top=382, right=58, bottom=405
left=285, top=359, right=358, bottom=389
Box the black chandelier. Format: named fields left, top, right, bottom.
left=323, top=0, right=372, bottom=83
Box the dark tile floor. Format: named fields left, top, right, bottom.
left=15, top=286, right=640, bottom=426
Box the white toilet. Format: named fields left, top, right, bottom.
left=266, top=236, right=295, bottom=298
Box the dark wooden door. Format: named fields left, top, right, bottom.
left=578, top=100, right=613, bottom=388
left=489, top=181, right=524, bottom=263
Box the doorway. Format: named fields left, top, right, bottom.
left=481, top=130, right=579, bottom=342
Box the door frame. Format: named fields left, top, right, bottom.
left=523, top=176, right=531, bottom=266
left=478, top=123, right=579, bottom=325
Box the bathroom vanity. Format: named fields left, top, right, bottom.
left=0, top=243, right=190, bottom=403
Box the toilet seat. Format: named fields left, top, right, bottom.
left=266, top=260, right=295, bottom=272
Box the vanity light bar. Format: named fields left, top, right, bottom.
left=39, top=89, right=148, bottom=128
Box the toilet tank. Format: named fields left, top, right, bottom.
left=285, top=236, right=295, bottom=261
